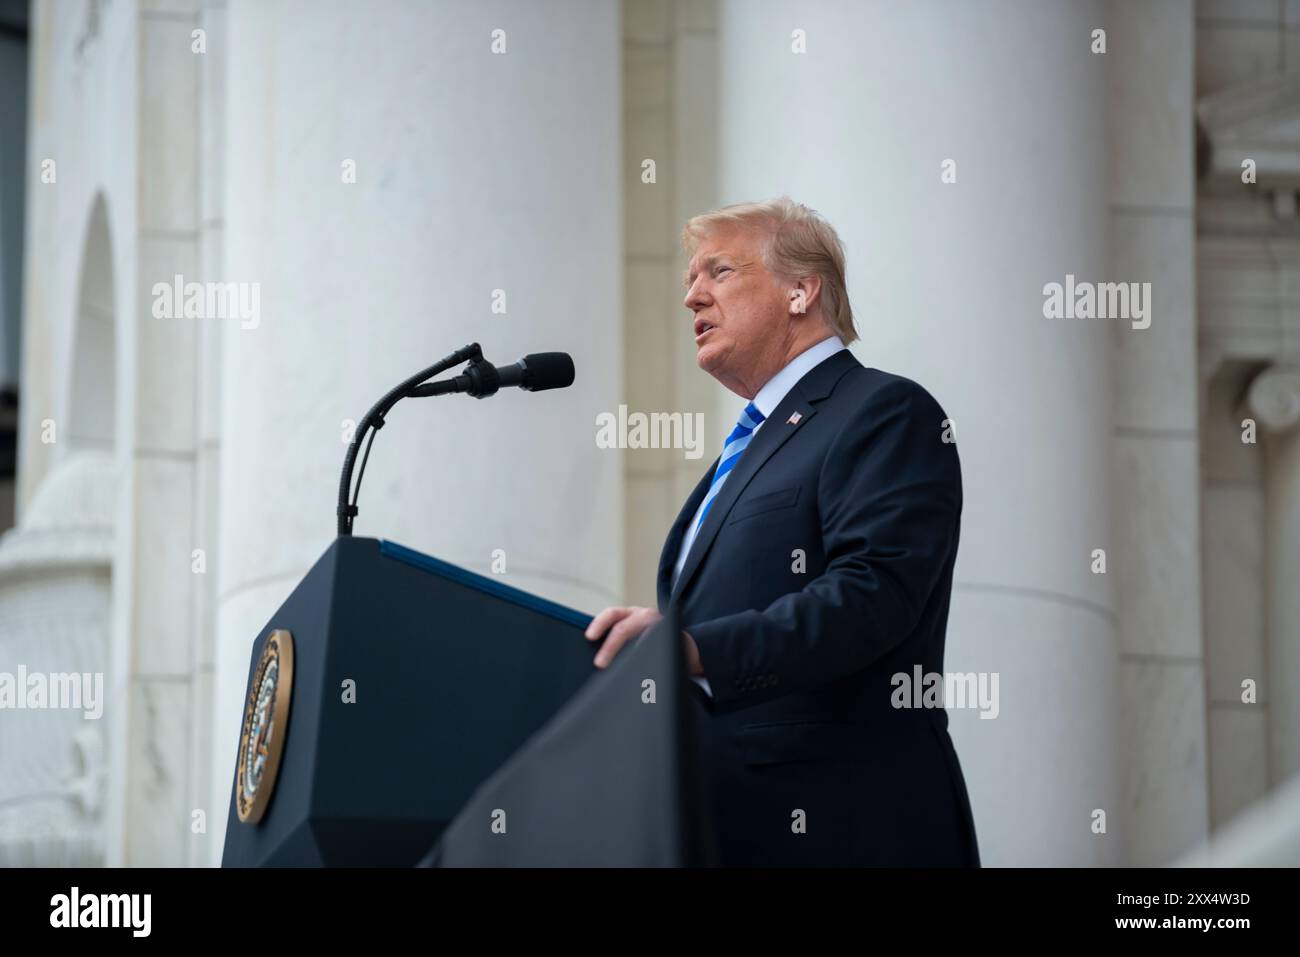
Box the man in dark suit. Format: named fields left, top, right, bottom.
left=585, top=197, right=979, bottom=866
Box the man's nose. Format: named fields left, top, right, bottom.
left=684, top=281, right=710, bottom=312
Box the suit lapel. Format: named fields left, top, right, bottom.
left=665, top=350, right=855, bottom=605
left=656, top=467, right=714, bottom=609
left=669, top=390, right=815, bottom=604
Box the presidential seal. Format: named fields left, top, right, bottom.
left=235, top=629, right=294, bottom=824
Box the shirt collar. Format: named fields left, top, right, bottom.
left=751, top=335, right=847, bottom=421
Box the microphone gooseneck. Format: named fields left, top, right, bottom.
left=336, top=345, right=574, bottom=536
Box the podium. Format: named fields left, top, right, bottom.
left=220, top=536, right=711, bottom=867
left=420, top=592, right=715, bottom=867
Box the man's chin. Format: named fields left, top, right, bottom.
left=696, top=343, right=723, bottom=373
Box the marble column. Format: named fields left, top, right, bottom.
left=714, top=0, right=1118, bottom=864
left=109, top=0, right=206, bottom=867
left=210, top=0, right=624, bottom=861
left=1106, top=0, right=1208, bottom=865
left=187, top=0, right=228, bottom=868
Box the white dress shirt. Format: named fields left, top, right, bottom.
left=676, top=335, right=847, bottom=696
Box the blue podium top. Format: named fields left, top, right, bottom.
left=379, top=539, right=594, bottom=630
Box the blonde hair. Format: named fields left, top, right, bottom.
left=681, top=196, right=857, bottom=345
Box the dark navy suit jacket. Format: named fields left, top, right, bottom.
left=657, top=348, right=980, bottom=866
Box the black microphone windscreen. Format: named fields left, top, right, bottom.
left=522, top=353, right=575, bottom=391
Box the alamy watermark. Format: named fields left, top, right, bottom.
left=596, top=406, right=705, bottom=460
left=50, top=887, right=150, bottom=937
left=0, top=666, right=104, bottom=720
left=891, top=665, right=999, bottom=719
left=1042, top=274, right=1150, bottom=330
left=151, top=274, right=260, bottom=330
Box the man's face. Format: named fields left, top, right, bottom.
left=683, top=225, right=791, bottom=395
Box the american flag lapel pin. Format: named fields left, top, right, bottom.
left=787, top=411, right=802, bottom=425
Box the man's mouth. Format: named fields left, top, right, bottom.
left=694, top=320, right=716, bottom=342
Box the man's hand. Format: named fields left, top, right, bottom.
left=585, top=606, right=705, bottom=675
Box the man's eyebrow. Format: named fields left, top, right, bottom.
left=683, top=254, right=723, bottom=288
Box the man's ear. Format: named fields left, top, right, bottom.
left=788, top=276, right=822, bottom=316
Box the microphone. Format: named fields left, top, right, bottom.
left=498, top=352, right=575, bottom=392
left=336, top=344, right=574, bottom=536
left=409, top=353, right=574, bottom=399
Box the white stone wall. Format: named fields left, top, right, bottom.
left=15, top=0, right=142, bottom=867
left=209, top=0, right=625, bottom=861
left=1194, top=0, right=1300, bottom=840
left=18, top=0, right=139, bottom=515
left=0, top=569, right=110, bottom=866
left=1195, top=0, right=1300, bottom=96
left=0, top=449, right=116, bottom=866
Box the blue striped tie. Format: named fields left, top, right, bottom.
left=694, top=402, right=766, bottom=535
